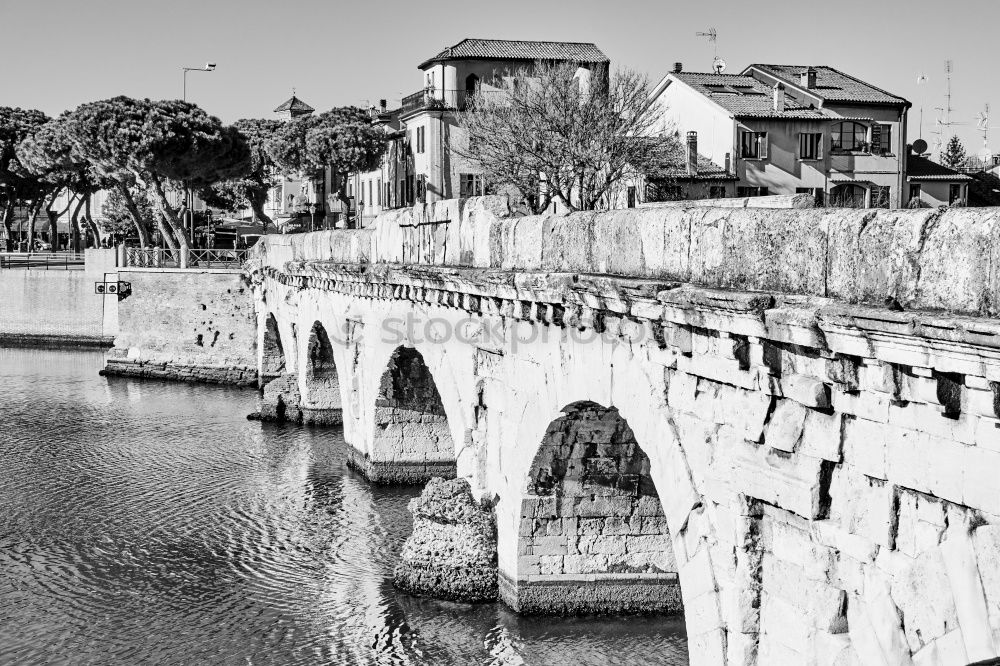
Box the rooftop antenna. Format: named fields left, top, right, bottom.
left=916, top=73, right=928, bottom=139
left=696, top=28, right=719, bottom=68
left=932, top=60, right=966, bottom=154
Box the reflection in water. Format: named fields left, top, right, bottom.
left=0, top=347, right=687, bottom=665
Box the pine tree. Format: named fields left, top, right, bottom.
left=941, top=135, right=967, bottom=169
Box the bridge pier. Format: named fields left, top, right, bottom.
left=299, top=321, right=343, bottom=426
left=251, top=199, right=1000, bottom=665
left=499, top=401, right=683, bottom=614
left=348, top=346, right=457, bottom=484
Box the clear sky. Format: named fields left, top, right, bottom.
left=1, top=0, right=996, bottom=155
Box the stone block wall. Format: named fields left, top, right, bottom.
left=254, top=199, right=1000, bottom=317
left=103, top=269, right=257, bottom=386
left=350, top=347, right=456, bottom=483
left=0, top=251, right=117, bottom=346
left=507, top=403, right=680, bottom=614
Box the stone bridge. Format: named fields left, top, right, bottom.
left=246, top=197, right=1000, bottom=666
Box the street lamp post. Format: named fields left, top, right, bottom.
left=181, top=62, right=216, bottom=248
left=309, top=204, right=317, bottom=232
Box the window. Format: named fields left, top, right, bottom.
left=871, top=185, right=891, bottom=209
left=367, top=180, right=372, bottom=208
left=829, top=183, right=867, bottom=208
left=709, top=185, right=727, bottom=199
left=739, top=131, right=768, bottom=159
left=737, top=186, right=770, bottom=197
left=626, top=186, right=637, bottom=208
left=415, top=126, right=425, bottom=154
left=872, top=124, right=893, bottom=155
left=376, top=179, right=382, bottom=206
left=799, top=133, right=823, bottom=160
left=831, top=122, right=869, bottom=153
left=416, top=174, right=427, bottom=202
left=949, top=184, right=963, bottom=204
left=459, top=173, right=484, bottom=198
left=909, top=183, right=922, bottom=204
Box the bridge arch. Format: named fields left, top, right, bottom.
left=505, top=400, right=681, bottom=615
left=260, top=312, right=285, bottom=385
left=297, top=320, right=343, bottom=425
left=350, top=344, right=458, bottom=483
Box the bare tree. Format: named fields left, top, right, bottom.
left=456, top=61, right=671, bottom=213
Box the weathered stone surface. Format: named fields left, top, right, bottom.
left=104, top=270, right=257, bottom=385
left=259, top=373, right=303, bottom=423
left=393, top=478, right=497, bottom=603
left=249, top=198, right=1000, bottom=666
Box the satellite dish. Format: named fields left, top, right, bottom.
left=713, top=57, right=727, bottom=74
left=912, top=139, right=928, bottom=154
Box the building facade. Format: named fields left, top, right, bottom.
left=646, top=64, right=911, bottom=207
left=348, top=39, right=610, bottom=226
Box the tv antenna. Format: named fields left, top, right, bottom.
left=696, top=28, right=718, bottom=60
left=931, top=60, right=966, bottom=154
left=975, top=103, right=999, bottom=153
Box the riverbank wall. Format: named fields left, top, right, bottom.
left=101, top=268, right=257, bottom=387
left=0, top=249, right=118, bottom=347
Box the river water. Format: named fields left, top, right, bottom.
left=0, top=348, right=687, bottom=665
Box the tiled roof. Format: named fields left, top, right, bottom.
left=906, top=155, right=972, bottom=181
left=419, top=39, right=608, bottom=69
left=672, top=72, right=832, bottom=119
left=273, top=95, right=315, bottom=114
left=747, top=65, right=909, bottom=106
left=642, top=137, right=736, bottom=180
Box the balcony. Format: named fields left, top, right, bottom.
left=399, top=89, right=499, bottom=115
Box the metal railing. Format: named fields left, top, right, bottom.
left=124, top=248, right=249, bottom=269
left=0, top=252, right=86, bottom=270
left=400, top=89, right=499, bottom=114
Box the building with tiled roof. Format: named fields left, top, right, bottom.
left=340, top=37, right=611, bottom=225
left=905, top=154, right=971, bottom=207
left=418, top=38, right=608, bottom=69
left=273, top=94, right=315, bottom=120
left=643, top=62, right=911, bottom=208
left=743, top=65, right=910, bottom=107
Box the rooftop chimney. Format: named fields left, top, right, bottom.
left=379, top=99, right=387, bottom=112
left=673, top=62, right=683, bottom=74
left=801, top=67, right=817, bottom=89
left=686, top=131, right=698, bottom=176
left=773, top=83, right=786, bottom=113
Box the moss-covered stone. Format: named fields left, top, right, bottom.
left=393, top=477, right=497, bottom=603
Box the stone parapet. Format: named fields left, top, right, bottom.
left=250, top=198, right=1000, bottom=318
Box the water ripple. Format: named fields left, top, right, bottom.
left=0, top=347, right=687, bottom=665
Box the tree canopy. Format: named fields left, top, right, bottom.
left=201, top=117, right=283, bottom=226
left=265, top=107, right=385, bottom=225
left=62, top=96, right=250, bottom=251
left=941, top=135, right=968, bottom=169
left=457, top=61, right=669, bottom=213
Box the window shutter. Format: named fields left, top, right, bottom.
left=870, top=124, right=881, bottom=154
left=880, top=124, right=892, bottom=155
left=798, top=133, right=806, bottom=158
left=758, top=133, right=769, bottom=160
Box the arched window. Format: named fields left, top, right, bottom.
left=463, top=74, right=480, bottom=111
left=465, top=73, right=480, bottom=96
left=831, top=122, right=869, bottom=153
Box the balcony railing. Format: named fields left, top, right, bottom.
left=124, top=248, right=249, bottom=269
left=400, top=89, right=501, bottom=114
